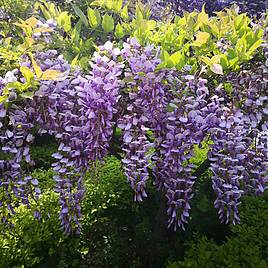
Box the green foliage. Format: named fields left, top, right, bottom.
left=0, top=157, right=145, bottom=267
left=1, top=1, right=268, bottom=267
left=2, top=153, right=267, bottom=268
left=30, top=143, right=56, bottom=170
left=102, top=14, right=115, bottom=33
left=2, top=0, right=267, bottom=82
left=167, top=192, right=268, bottom=268
left=0, top=155, right=230, bottom=268
left=0, top=184, right=78, bottom=268
left=0, top=0, right=33, bottom=22
left=0, top=15, right=63, bottom=96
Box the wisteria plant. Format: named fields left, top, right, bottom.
left=0, top=2, right=267, bottom=233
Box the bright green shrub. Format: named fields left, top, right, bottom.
left=32, top=1, right=267, bottom=72
left=0, top=169, right=81, bottom=268
left=0, top=155, right=228, bottom=268
left=0, top=157, right=144, bottom=268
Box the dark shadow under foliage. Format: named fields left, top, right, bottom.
left=168, top=192, right=268, bottom=268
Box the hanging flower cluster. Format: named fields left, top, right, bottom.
left=0, top=71, right=40, bottom=225
left=30, top=47, right=124, bottom=232
left=208, top=63, right=268, bottom=224
left=0, top=37, right=267, bottom=232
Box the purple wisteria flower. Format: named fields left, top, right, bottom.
left=0, top=35, right=267, bottom=233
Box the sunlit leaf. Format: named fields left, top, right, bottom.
left=25, top=17, right=39, bottom=28
left=192, top=32, right=210, bottom=47
left=41, top=70, right=62, bottom=80
left=115, top=23, right=124, bottom=39
left=102, top=14, right=114, bottom=33
left=20, top=66, right=34, bottom=84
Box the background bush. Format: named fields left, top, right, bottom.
left=168, top=191, right=268, bottom=268
left=1, top=155, right=267, bottom=268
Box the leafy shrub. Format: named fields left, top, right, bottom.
left=4, top=151, right=268, bottom=268
left=0, top=169, right=81, bottom=268
left=0, top=157, right=153, bottom=268
left=167, top=191, right=268, bottom=268
left=0, top=1, right=268, bottom=267
left=0, top=156, right=230, bottom=268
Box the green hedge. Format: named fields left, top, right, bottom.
left=0, top=157, right=160, bottom=268
left=1, top=155, right=267, bottom=268
left=167, top=192, right=268, bottom=268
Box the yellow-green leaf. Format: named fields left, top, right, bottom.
left=40, top=70, right=62, bottom=80
left=113, top=0, right=123, bottom=12
left=195, top=7, right=209, bottom=30
left=25, top=17, right=39, bottom=28
left=192, top=32, right=210, bottom=47
left=90, top=0, right=103, bottom=7
left=102, top=14, right=114, bottom=33
left=87, top=8, right=101, bottom=28
left=34, top=27, right=54, bottom=33
left=20, top=66, right=34, bottom=84
left=160, top=50, right=170, bottom=62
left=121, top=5, right=129, bottom=20
left=166, top=51, right=185, bottom=69
left=248, top=39, right=263, bottom=54
left=25, top=37, right=34, bottom=47
left=31, top=57, right=43, bottom=78
left=115, top=23, right=124, bottom=39
left=57, top=11, right=72, bottom=33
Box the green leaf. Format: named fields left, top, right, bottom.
left=105, top=0, right=113, bottom=10
left=166, top=51, right=185, bottom=69
left=102, top=14, right=114, bottom=33
left=121, top=5, right=129, bottom=20
left=160, top=50, right=170, bottom=62
left=6, top=81, right=22, bottom=90
left=71, top=20, right=82, bottom=43
left=115, top=23, right=124, bottom=39
left=248, top=39, right=263, bottom=54
left=0, top=95, right=8, bottom=103
left=90, top=0, right=102, bottom=7
left=87, top=8, right=101, bottom=28
left=72, top=4, right=88, bottom=27
left=57, top=11, right=72, bottom=33
left=200, top=56, right=212, bottom=66
left=20, top=91, right=35, bottom=99
left=20, top=66, right=34, bottom=84
left=219, top=55, right=229, bottom=69
left=113, top=0, right=123, bottom=12
left=39, top=4, right=52, bottom=20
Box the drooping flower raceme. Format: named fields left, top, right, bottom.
left=0, top=72, right=40, bottom=224
left=0, top=37, right=267, bottom=233
left=30, top=47, right=124, bottom=232
left=208, top=64, right=268, bottom=224
left=0, top=44, right=124, bottom=232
